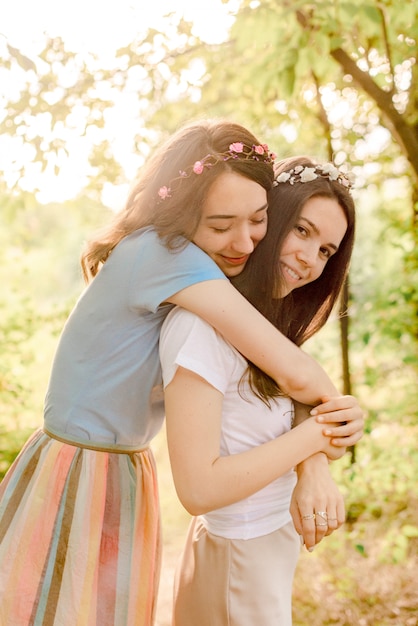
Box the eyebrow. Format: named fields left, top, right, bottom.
left=206, top=203, right=269, bottom=220
left=300, top=217, right=339, bottom=252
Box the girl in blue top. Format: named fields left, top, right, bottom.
left=0, top=120, right=362, bottom=626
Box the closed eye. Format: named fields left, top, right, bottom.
left=212, top=226, right=232, bottom=233
left=252, top=216, right=267, bottom=226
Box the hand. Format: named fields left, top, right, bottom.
left=311, top=395, right=364, bottom=447
left=290, top=453, right=345, bottom=551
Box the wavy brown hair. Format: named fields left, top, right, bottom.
left=232, top=156, right=356, bottom=406
left=81, top=119, right=274, bottom=281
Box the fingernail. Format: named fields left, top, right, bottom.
left=299, top=535, right=305, bottom=546
left=310, top=409, right=317, bottom=415
left=324, top=429, right=332, bottom=435
left=308, top=547, right=314, bottom=552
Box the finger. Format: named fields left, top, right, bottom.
left=314, top=510, right=329, bottom=544
left=323, top=420, right=363, bottom=438
left=316, top=407, right=363, bottom=425
left=300, top=513, right=317, bottom=551
left=312, top=395, right=355, bottom=414
left=336, top=497, right=346, bottom=527
left=330, top=431, right=363, bottom=447
left=325, top=499, right=346, bottom=535
left=313, top=399, right=363, bottom=422
left=324, top=508, right=339, bottom=534
left=290, top=501, right=303, bottom=535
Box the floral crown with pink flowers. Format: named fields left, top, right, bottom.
left=274, top=163, right=354, bottom=189
left=157, top=142, right=276, bottom=201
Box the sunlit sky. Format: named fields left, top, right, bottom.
left=0, top=0, right=395, bottom=205
left=1, top=0, right=236, bottom=53
left=0, top=0, right=237, bottom=205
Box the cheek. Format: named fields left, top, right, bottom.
left=192, top=229, right=216, bottom=254
left=314, top=259, right=329, bottom=279
left=256, top=223, right=268, bottom=243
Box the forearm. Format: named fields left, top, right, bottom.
left=170, top=419, right=327, bottom=516
left=170, top=280, right=339, bottom=404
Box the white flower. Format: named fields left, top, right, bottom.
left=299, top=167, right=318, bottom=182
left=346, top=171, right=356, bottom=185
left=319, top=163, right=339, bottom=180
left=276, top=172, right=291, bottom=183
left=293, top=165, right=304, bottom=174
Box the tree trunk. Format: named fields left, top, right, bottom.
left=339, top=278, right=356, bottom=464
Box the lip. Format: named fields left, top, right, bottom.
left=221, top=255, right=249, bottom=266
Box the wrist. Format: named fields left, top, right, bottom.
left=296, top=452, right=329, bottom=477
left=295, top=418, right=327, bottom=461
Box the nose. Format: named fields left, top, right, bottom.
left=231, top=226, right=256, bottom=255
left=296, top=243, right=317, bottom=267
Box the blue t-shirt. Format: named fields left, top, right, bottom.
left=44, top=228, right=225, bottom=447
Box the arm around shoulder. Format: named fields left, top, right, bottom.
left=169, top=279, right=339, bottom=405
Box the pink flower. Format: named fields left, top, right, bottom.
left=229, top=142, right=244, bottom=153
left=193, top=161, right=205, bottom=174
left=158, top=186, right=171, bottom=200
left=270, top=152, right=277, bottom=161
left=254, top=145, right=265, bottom=155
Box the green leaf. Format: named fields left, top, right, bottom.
left=355, top=544, right=367, bottom=557
left=402, top=525, right=418, bottom=538
left=363, top=5, right=382, bottom=24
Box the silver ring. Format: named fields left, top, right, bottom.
left=302, top=513, right=315, bottom=520
left=316, top=511, right=327, bottom=518
left=316, top=522, right=328, bottom=527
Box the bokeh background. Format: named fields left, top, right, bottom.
left=1, top=1, right=417, bottom=624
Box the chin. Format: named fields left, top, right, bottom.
left=224, top=269, right=242, bottom=278
left=278, top=285, right=294, bottom=297
left=224, top=265, right=246, bottom=278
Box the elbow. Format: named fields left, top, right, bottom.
left=176, top=488, right=214, bottom=517
left=282, top=372, right=320, bottom=403
left=281, top=374, right=309, bottom=396
left=182, top=502, right=207, bottom=517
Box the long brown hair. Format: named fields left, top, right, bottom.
left=81, top=119, right=274, bottom=281
left=232, top=156, right=356, bottom=405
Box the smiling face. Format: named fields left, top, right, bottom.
left=192, top=171, right=269, bottom=277
left=278, top=196, right=348, bottom=297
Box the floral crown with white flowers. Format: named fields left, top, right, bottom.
left=273, top=163, right=354, bottom=189
left=157, top=142, right=276, bottom=201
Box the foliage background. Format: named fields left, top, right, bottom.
left=1, top=1, right=417, bottom=624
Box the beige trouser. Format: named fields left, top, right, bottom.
left=172, top=518, right=301, bottom=626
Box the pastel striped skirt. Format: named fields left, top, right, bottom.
left=0, top=428, right=162, bottom=626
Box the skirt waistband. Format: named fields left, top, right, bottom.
left=42, top=428, right=150, bottom=454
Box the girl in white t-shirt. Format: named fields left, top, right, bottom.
left=160, top=156, right=357, bottom=626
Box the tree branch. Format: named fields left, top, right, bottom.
left=378, top=5, right=395, bottom=94
left=330, top=47, right=418, bottom=183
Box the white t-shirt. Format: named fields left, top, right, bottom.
left=160, top=307, right=297, bottom=540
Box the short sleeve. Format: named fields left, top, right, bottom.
left=160, top=308, right=238, bottom=394
left=128, top=229, right=226, bottom=312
